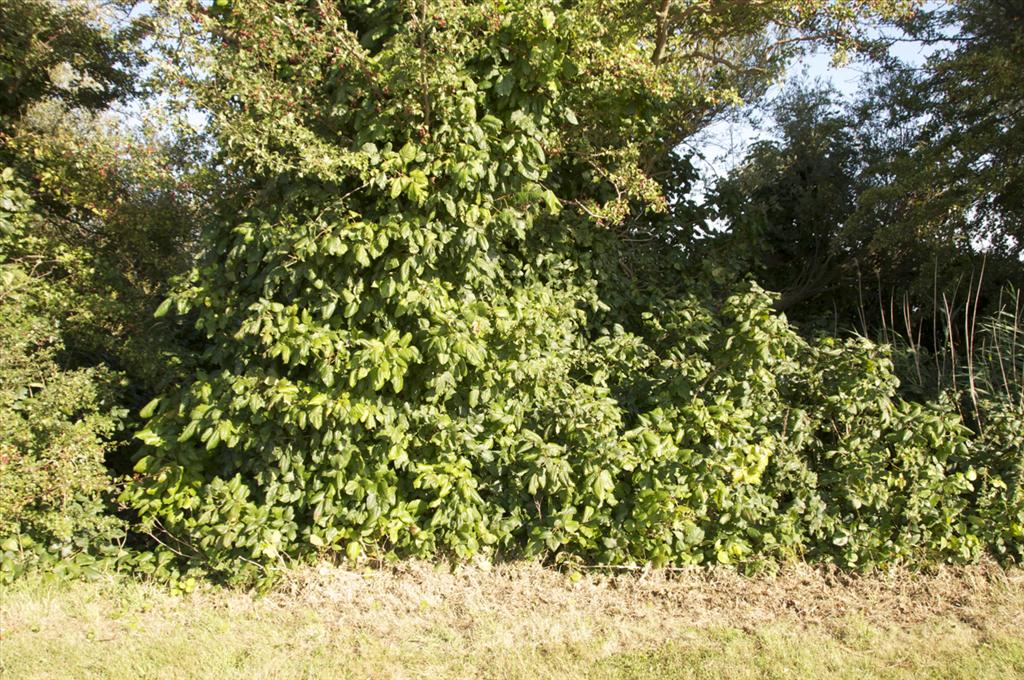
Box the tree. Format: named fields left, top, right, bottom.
left=709, top=83, right=866, bottom=322
left=0, top=0, right=140, bottom=133
left=709, top=60, right=1024, bottom=336
left=859, top=0, right=1024, bottom=263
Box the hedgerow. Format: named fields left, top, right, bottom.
left=112, top=1, right=1021, bottom=586
left=2, top=0, right=1021, bottom=587
left=131, top=274, right=1023, bottom=585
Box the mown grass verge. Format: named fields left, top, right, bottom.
left=1, top=561, right=1022, bottom=679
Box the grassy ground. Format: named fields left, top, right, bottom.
left=1, top=561, right=1022, bottom=679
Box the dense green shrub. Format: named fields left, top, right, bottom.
left=884, top=292, right=1024, bottom=563
left=0, top=298, right=130, bottom=580
left=0, top=168, right=130, bottom=580
left=131, top=277, right=1023, bottom=582
left=0, top=0, right=205, bottom=581
left=119, top=1, right=1022, bottom=585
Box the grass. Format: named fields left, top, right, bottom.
left=1, top=561, right=1022, bottom=679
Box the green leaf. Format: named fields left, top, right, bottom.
left=542, top=189, right=561, bottom=214
left=136, top=428, right=163, bottom=446
left=480, top=114, right=503, bottom=132
left=154, top=298, right=173, bottom=318
left=390, top=178, right=405, bottom=199
left=443, top=197, right=457, bottom=217
left=139, top=397, right=161, bottom=419
left=399, top=141, right=418, bottom=164
left=355, top=246, right=371, bottom=267
left=495, top=75, right=514, bottom=97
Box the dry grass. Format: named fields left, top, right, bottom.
left=2, top=560, right=1023, bottom=679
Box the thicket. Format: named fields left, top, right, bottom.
left=1, top=0, right=1021, bottom=588
left=1, top=0, right=201, bottom=580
